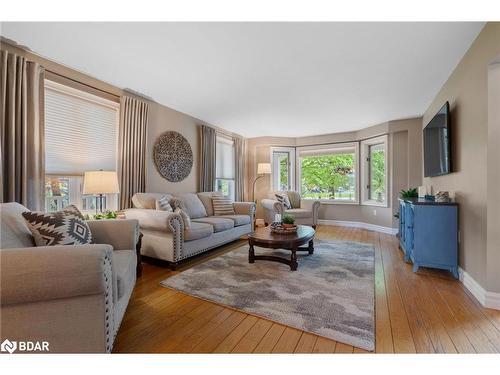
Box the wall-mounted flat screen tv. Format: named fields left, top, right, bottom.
left=424, top=102, right=451, bottom=177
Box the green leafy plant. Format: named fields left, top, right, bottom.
left=399, top=188, right=418, bottom=199
left=300, top=153, right=355, bottom=200
left=93, top=210, right=118, bottom=220
left=282, top=213, right=295, bottom=225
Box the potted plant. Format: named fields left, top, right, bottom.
left=282, top=213, right=296, bottom=229
left=399, top=188, right=418, bottom=199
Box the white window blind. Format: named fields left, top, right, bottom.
left=216, top=136, right=235, bottom=179
left=45, top=81, right=119, bottom=175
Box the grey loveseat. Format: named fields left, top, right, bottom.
left=0, top=202, right=139, bottom=353
left=124, top=192, right=256, bottom=268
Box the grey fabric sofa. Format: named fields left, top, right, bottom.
left=124, top=192, right=256, bottom=267
left=261, top=191, right=320, bottom=228
left=0, top=202, right=139, bottom=353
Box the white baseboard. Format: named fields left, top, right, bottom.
left=318, top=219, right=398, bottom=235
left=319, top=220, right=500, bottom=310
left=458, top=267, right=500, bottom=310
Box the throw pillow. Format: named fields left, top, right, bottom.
left=22, top=205, right=93, bottom=246
left=212, top=196, right=235, bottom=216
left=275, top=193, right=292, bottom=209
left=156, top=195, right=173, bottom=211
left=175, top=208, right=191, bottom=228
left=169, top=197, right=188, bottom=212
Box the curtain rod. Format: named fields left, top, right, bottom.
left=46, top=69, right=121, bottom=100
left=263, top=132, right=390, bottom=149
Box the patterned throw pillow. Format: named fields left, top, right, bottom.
left=275, top=193, right=292, bottom=209
left=156, top=195, right=173, bottom=211
left=212, top=196, right=235, bottom=216
left=169, top=197, right=188, bottom=213
left=175, top=208, right=191, bottom=228
left=22, top=205, right=93, bottom=246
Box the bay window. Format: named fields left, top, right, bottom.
left=297, top=143, right=359, bottom=203
left=44, top=80, right=119, bottom=213
left=215, top=135, right=235, bottom=199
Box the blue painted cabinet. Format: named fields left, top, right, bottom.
left=398, top=198, right=458, bottom=279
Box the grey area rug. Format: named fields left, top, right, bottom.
left=161, top=240, right=375, bottom=351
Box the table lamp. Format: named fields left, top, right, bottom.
left=83, top=170, right=120, bottom=213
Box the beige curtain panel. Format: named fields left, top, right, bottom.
left=1, top=50, right=45, bottom=211
left=199, top=124, right=216, bottom=192
left=118, top=96, right=149, bottom=209
left=234, top=136, right=246, bottom=201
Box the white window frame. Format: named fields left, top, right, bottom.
left=270, top=146, right=296, bottom=192
left=44, top=80, right=120, bottom=213
left=361, top=135, right=389, bottom=207
left=215, top=135, right=236, bottom=200
left=296, top=142, right=359, bottom=204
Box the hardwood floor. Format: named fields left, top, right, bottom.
left=113, top=225, right=500, bottom=353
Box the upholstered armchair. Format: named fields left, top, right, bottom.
left=0, top=202, right=139, bottom=353
left=261, top=191, right=320, bottom=228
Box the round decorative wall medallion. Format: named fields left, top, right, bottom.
left=153, top=131, right=193, bottom=182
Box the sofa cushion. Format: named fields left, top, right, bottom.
left=197, top=192, right=222, bottom=216
left=212, top=196, right=235, bottom=216
left=285, top=208, right=312, bottom=219
left=184, top=222, right=214, bottom=241
left=155, top=194, right=173, bottom=211
left=132, top=193, right=166, bottom=209
left=113, top=250, right=136, bottom=300
left=22, top=205, right=93, bottom=246
left=286, top=191, right=301, bottom=209
left=0, top=202, right=35, bottom=249
left=192, top=217, right=234, bottom=232
left=174, top=193, right=207, bottom=219
left=217, top=215, right=251, bottom=227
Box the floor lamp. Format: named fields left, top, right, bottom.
left=252, top=163, right=271, bottom=203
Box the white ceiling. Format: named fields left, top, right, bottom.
left=1, top=22, right=484, bottom=137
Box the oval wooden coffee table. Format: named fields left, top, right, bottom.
left=247, top=225, right=316, bottom=271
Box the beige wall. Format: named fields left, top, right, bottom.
left=487, top=60, right=500, bottom=292
left=0, top=39, right=214, bottom=198
left=247, top=118, right=423, bottom=228
left=146, top=103, right=202, bottom=194
left=422, top=22, right=500, bottom=292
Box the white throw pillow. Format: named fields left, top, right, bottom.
left=275, top=193, right=292, bottom=209
left=175, top=208, right=191, bottom=228
left=156, top=195, right=173, bottom=211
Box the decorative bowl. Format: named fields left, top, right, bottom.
left=270, top=223, right=298, bottom=234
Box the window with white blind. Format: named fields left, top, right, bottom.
left=215, top=135, right=235, bottom=199
left=44, top=80, right=120, bottom=212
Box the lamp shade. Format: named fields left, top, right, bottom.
left=83, top=171, right=120, bottom=195
left=257, top=163, right=271, bottom=175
